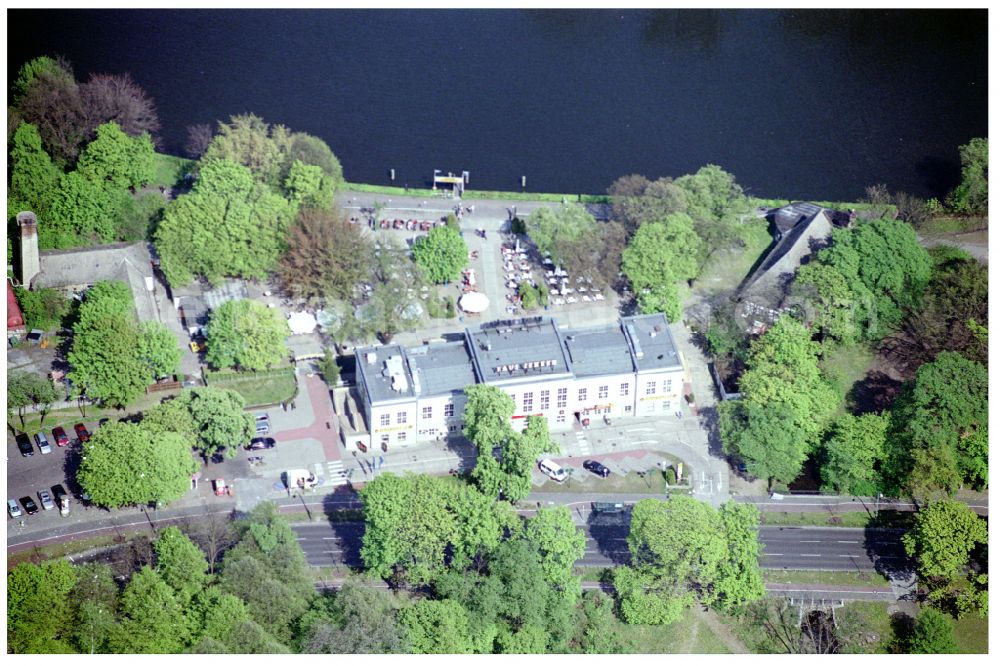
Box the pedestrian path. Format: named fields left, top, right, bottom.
left=574, top=430, right=591, bottom=456
left=312, top=460, right=349, bottom=487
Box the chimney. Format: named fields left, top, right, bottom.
left=17, top=212, right=40, bottom=287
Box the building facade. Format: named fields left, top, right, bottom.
left=345, top=314, right=687, bottom=453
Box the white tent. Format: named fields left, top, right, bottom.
left=459, top=291, right=490, bottom=313
left=287, top=311, right=318, bottom=335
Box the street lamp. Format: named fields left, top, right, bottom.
left=875, top=492, right=883, bottom=522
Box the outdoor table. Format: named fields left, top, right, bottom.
left=595, top=294, right=605, bottom=301
left=582, top=295, right=592, bottom=302
left=549, top=289, right=558, bottom=295
left=567, top=296, right=577, bottom=303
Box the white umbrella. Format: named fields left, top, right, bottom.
left=459, top=292, right=490, bottom=313
left=287, top=311, right=318, bottom=335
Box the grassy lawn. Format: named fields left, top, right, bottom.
left=692, top=219, right=773, bottom=296
left=8, top=528, right=153, bottom=568
left=11, top=390, right=179, bottom=435
left=819, top=343, right=875, bottom=415
left=919, top=215, right=985, bottom=236
left=610, top=605, right=733, bottom=653
left=764, top=569, right=890, bottom=588
left=206, top=368, right=297, bottom=408
left=759, top=510, right=914, bottom=529
left=839, top=601, right=896, bottom=653
left=953, top=612, right=988, bottom=653
left=150, top=152, right=194, bottom=188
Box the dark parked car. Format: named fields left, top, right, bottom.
left=246, top=437, right=276, bottom=451
left=98, top=418, right=111, bottom=427
left=16, top=434, right=34, bottom=457
left=583, top=460, right=611, bottom=478
left=20, top=496, right=38, bottom=515
left=52, top=426, right=70, bottom=447
left=51, top=484, right=69, bottom=501
left=74, top=423, right=91, bottom=443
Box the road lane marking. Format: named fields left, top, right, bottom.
left=799, top=540, right=821, bottom=543
left=800, top=554, right=821, bottom=557
left=839, top=555, right=858, bottom=558
left=837, top=540, right=859, bottom=544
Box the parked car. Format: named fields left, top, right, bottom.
left=254, top=413, right=271, bottom=435
left=34, top=432, right=53, bottom=455
left=246, top=437, right=276, bottom=451
left=37, top=489, right=55, bottom=511
left=51, top=485, right=70, bottom=516
left=74, top=423, right=91, bottom=443
left=591, top=501, right=626, bottom=514
left=538, top=458, right=569, bottom=483
left=20, top=497, right=38, bottom=515
left=16, top=434, right=34, bottom=457
left=583, top=459, right=611, bottom=478
left=8, top=498, right=22, bottom=518
left=52, top=426, right=70, bottom=447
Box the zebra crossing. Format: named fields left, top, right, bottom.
left=312, top=459, right=350, bottom=487
left=575, top=430, right=591, bottom=456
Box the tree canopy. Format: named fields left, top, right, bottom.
left=145, top=387, right=256, bottom=460
left=7, top=370, right=60, bottom=431
left=820, top=413, right=890, bottom=496
left=155, top=158, right=295, bottom=286
left=7, top=560, right=77, bottom=653
left=946, top=138, right=987, bottom=216
left=909, top=607, right=958, bottom=654
left=76, top=121, right=155, bottom=190
left=412, top=225, right=469, bottom=284
left=902, top=499, right=986, bottom=584
left=205, top=298, right=290, bottom=371
left=673, top=164, right=749, bottom=253
left=524, top=204, right=599, bottom=266
left=77, top=421, right=198, bottom=508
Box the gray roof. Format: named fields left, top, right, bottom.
left=34, top=242, right=159, bottom=323
left=773, top=201, right=823, bottom=236
left=622, top=314, right=683, bottom=372
left=741, top=208, right=833, bottom=298
left=562, top=324, right=634, bottom=377
left=407, top=341, right=477, bottom=398
left=355, top=344, right=415, bottom=405
left=466, top=317, right=573, bottom=384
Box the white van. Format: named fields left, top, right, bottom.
left=539, top=459, right=569, bottom=483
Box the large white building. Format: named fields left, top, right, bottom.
left=345, top=314, right=687, bottom=453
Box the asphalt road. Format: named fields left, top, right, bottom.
left=292, top=520, right=910, bottom=573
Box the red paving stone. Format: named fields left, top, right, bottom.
left=276, top=374, right=343, bottom=463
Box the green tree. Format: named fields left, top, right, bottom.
left=899, top=352, right=988, bottom=495
left=524, top=204, right=598, bottom=266
left=608, top=174, right=688, bottom=234
left=285, top=131, right=343, bottom=185
left=462, top=384, right=516, bottom=450
left=349, top=234, right=424, bottom=343
left=412, top=225, right=469, bottom=284
left=317, top=348, right=340, bottom=385
left=297, top=577, right=407, bottom=653
left=574, top=590, right=631, bottom=653
left=621, top=213, right=703, bottom=320
left=189, top=588, right=251, bottom=647
left=714, top=502, right=766, bottom=612
left=9, top=122, right=61, bottom=219
left=70, top=563, right=118, bottom=654
left=283, top=159, right=334, bottom=209
left=138, top=320, right=182, bottom=379
left=154, top=526, right=210, bottom=604
left=946, top=138, right=988, bottom=216
left=202, top=113, right=290, bottom=186
left=820, top=413, right=890, bottom=496
left=359, top=473, right=459, bottom=585
left=7, top=560, right=77, bottom=653
left=793, top=261, right=875, bottom=344
left=721, top=402, right=806, bottom=486
left=11, top=55, right=72, bottom=103
left=67, top=313, right=150, bottom=408
left=107, top=567, right=191, bottom=653
left=517, top=280, right=538, bottom=309
left=146, top=387, right=256, bottom=460
left=205, top=298, right=290, bottom=371
left=155, top=158, right=294, bottom=286
left=6, top=370, right=60, bottom=431
left=47, top=170, right=129, bottom=246
left=400, top=599, right=475, bottom=654
left=674, top=164, right=749, bottom=253
left=909, top=607, right=958, bottom=654
left=524, top=506, right=586, bottom=590
left=13, top=285, right=70, bottom=331
left=77, top=422, right=198, bottom=508
left=902, top=500, right=987, bottom=583
left=614, top=497, right=726, bottom=625
left=77, top=121, right=155, bottom=189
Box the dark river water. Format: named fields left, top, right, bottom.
left=7, top=9, right=988, bottom=201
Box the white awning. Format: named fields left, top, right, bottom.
left=287, top=311, right=318, bottom=335
left=459, top=291, right=490, bottom=313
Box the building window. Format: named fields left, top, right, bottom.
left=380, top=434, right=390, bottom=445
left=598, top=385, right=608, bottom=399
left=540, top=390, right=550, bottom=410
left=397, top=432, right=406, bottom=441
left=620, top=383, right=630, bottom=397
left=444, top=403, right=454, bottom=418
left=663, top=379, right=673, bottom=393
left=523, top=392, right=533, bottom=412
left=448, top=424, right=458, bottom=433
left=397, top=411, right=407, bottom=424
left=379, top=414, right=390, bottom=427
left=646, top=381, right=656, bottom=395
left=578, top=388, right=587, bottom=402
left=625, top=405, right=632, bottom=412
left=557, top=388, right=567, bottom=408
left=663, top=400, right=671, bottom=412
left=557, top=410, right=566, bottom=423
left=422, top=406, right=432, bottom=419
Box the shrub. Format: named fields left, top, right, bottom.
left=666, top=468, right=677, bottom=485
left=14, top=286, right=70, bottom=331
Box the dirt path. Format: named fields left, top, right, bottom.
left=696, top=605, right=750, bottom=654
